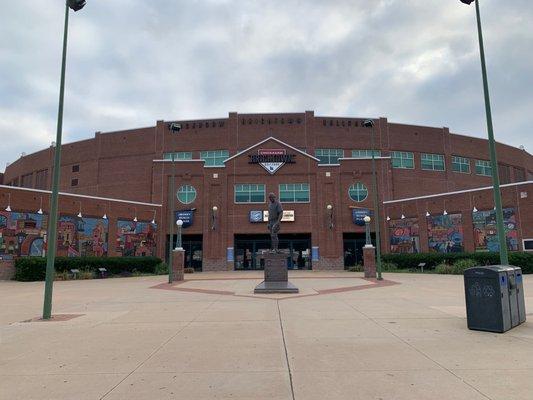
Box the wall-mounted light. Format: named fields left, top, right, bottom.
left=473, top=206, right=478, bottom=213
left=133, top=207, right=137, bottom=222
left=442, top=199, right=447, bottom=216
left=151, top=209, right=156, bottom=224
left=401, top=214, right=406, bottom=219
left=211, top=205, right=218, bottom=230
left=386, top=215, right=391, bottom=221
left=326, top=204, right=334, bottom=229
left=5, top=193, right=11, bottom=212
left=425, top=211, right=431, bottom=217
left=77, top=201, right=82, bottom=218
left=37, top=196, right=44, bottom=215
left=102, top=202, right=108, bottom=219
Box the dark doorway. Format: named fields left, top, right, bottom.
left=343, top=232, right=375, bottom=269
left=234, top=234, right=312, bottom=270
left=165, top=234, right=203, bottom=271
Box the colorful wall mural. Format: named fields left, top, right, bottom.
left=389, top=218, right=420, bottom=253
left=57, top=215, right=109, bottom=257
left=427, top=213, right=464, bottom=253
left=473, top=208, right=519, bottom=252
left=116, top=220, right=157, bottom=257
left=0, top=211, right=48, bottom=259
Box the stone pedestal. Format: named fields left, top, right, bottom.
left=0, top=260, right=15, bottom=280
left=363, top=245, right=376, bottom=278
left=171, top=248, right=185, bottom=282
left=254, top=252, right=299, bottom=293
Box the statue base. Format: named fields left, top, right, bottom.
left=254, top=251, right=299, bottom=294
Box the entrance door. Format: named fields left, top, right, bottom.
left=165, top=234, right=203, bottom=271
left=343, top=233, right=374, bottom=269
left=234, top=234, right=311, bottom=271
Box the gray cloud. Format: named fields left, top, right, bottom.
left=1, top=0, right=532, bottom=169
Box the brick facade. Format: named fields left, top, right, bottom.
left=1, top=112, right=532, bottom=273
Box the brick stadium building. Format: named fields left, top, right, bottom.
left=1, top=111, right=532, bottom=275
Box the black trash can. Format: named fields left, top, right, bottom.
left=464, top=265, right=527, bottom=333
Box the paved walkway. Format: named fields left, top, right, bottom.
left=1, top=271, right=532, bottom=400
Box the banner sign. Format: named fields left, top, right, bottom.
left=312, top=246, right=319, bottom=261
left=263, top=210, right=295, bottom=222
left=352, top=208, right=371, bottom=226
left=175, top=210, right=194, bottom=228
left=249, top=149, right=296, bottom=174
left=227, top=247, right=234, bottom=262
left=249, top=211, right=263, bottom=223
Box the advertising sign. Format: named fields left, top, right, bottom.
left=249, top=149, right=296, bottom=174
left=249, top=211, right=263, bottom=223
left=352, top=208, right=371, bottom=226
left=175, top=210, right=194, bottom=228
left=262, top=210, right=295, bottom=222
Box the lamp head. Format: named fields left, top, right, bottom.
left=326, top=204, right=333, bottom=210
left=362, top=119, right=374, bottom=128
left=363, top=215, right=371, bottom=223
left=212, top=206, right=218, bottom=212
left=68, top=0, right=86, bottom=11
left=176, top=219, right=184, bottom=227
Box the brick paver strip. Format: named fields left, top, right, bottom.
left=21, top=314, right=85, bottom=323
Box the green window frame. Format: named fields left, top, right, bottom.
left=421, top=153, right=445, bottom=171
left=391, top=151, right=415, bottom=169
left=452, top=156, right=470, bottom=173
left=234, top=184, right=265, bottom=203
left=348, top=182, right=369, bottom=202
left=351, top=150, right=382, bottom=158
left=476, top=160, right=492, bottom=176
left=279, top=183, right=310, bottom=203
left=200, top=150, right=229, bottom=166
left=163, top=152, right=193, bottom=160
left=177, top=185, right=197, bottom=204
left=315, top=148, right=344, bottom=164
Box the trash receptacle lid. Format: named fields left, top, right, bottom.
left=464, top=265, right=515, bottom=277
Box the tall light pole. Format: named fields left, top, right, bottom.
left=167, top=123, right=182, bottom=283
left=460, top=0, right=509, bottom=264
left=363, top=119, right=383, bottom=280
left=42, top=0, right=87, bottom=320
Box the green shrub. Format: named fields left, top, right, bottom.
left=381, top=262, right=398, bottom=272
left=435, top=263, right=454, bottom=274
left=155, top=262, right=169, bottom=275
left=452, top=259, right=478, bottom=275
left=381, top=252, right=533, bottom=274
left=14, top=256, right=162, bottom=282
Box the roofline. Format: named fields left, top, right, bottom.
left=338, top=157, right=392, bottom=161
left=223, top=136, right=320, bottom=163
left=0, top=185, right=162, bottom=207
left=153, top=159, right=205, bottom=163
left=383, top=181, right=532, bottom=204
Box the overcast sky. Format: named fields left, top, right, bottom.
left=1, top=0, right=532, bottom=170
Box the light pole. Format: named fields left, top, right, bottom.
left=460, top=0, right=508, bottom=265
left=364, top=215, right=372, bottom=246
left=175, top=219, right=184, bottom=250
left=167, top=122, right=182, bottom=283
left=363, top=119, right=383, bottom=280
left=42, top=0, right=87, bottom=320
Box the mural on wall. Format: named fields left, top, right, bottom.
left=0, top=211, right=48, bottom=258
left=57, top=216, right=108, bottom=257
left=427, top=213, right=464, bottom=253
left=116, top=220, right=157, bottom=257
left=389, top=218, right=420, bottom=253
left=473, top=208, right=519, bottom=252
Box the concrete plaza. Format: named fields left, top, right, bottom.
left=1, top=271, right=532, bottom=400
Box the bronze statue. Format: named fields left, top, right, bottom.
left=267, top=192, right=283, bottom=252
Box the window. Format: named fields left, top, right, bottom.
left=163, top=152, right=193, bottom=160
left=476, top=160, right=492, bottom=176
left=498, top=164, right=511, bottom=184
left=348, top=183, right=369, bottom=202
left=514, top=167, right=526, bottom=182
left=452, top=156, right=470, bottom=173
left=421, top=153, right=445, bottom=171
left=177, top=185, right=197, bottom=204
left=234, top=184, right=265, bottom=203
left=351, top=150, right=381, bottom=158
left=279, top=183, right=310, bottom=203
left=21, top=173, right=33, bottom=188
left=391, top=151, right=414, bottom=169
left=71, top=178, right=79, bottom=187
left=315, top=149, right=344, bottom=164
left=72, top=165, right=79, bottom=173
left=200, top=150, right=229, bottom=166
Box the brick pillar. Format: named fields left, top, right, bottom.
left=171, top=249, right=185, bottom=282
left=363, top=245, right=376, bottom=278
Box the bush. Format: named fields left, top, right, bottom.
left=184, top=267, right=195, bottom=274
left=155, top=262, right=169, bottom=275
left=381, top=252, right=533, bottom=274
left=381, top=262, right=398, bottom=272
left=435, top=263, right=454, bottom=274
left=452, top=259, right=478, bottom=275
left=14, top=256, right=162, bottom=282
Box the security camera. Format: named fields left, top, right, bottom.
left=169, top=122, right=182, bottom=132
left=362, top=119, right=374, bottom=128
